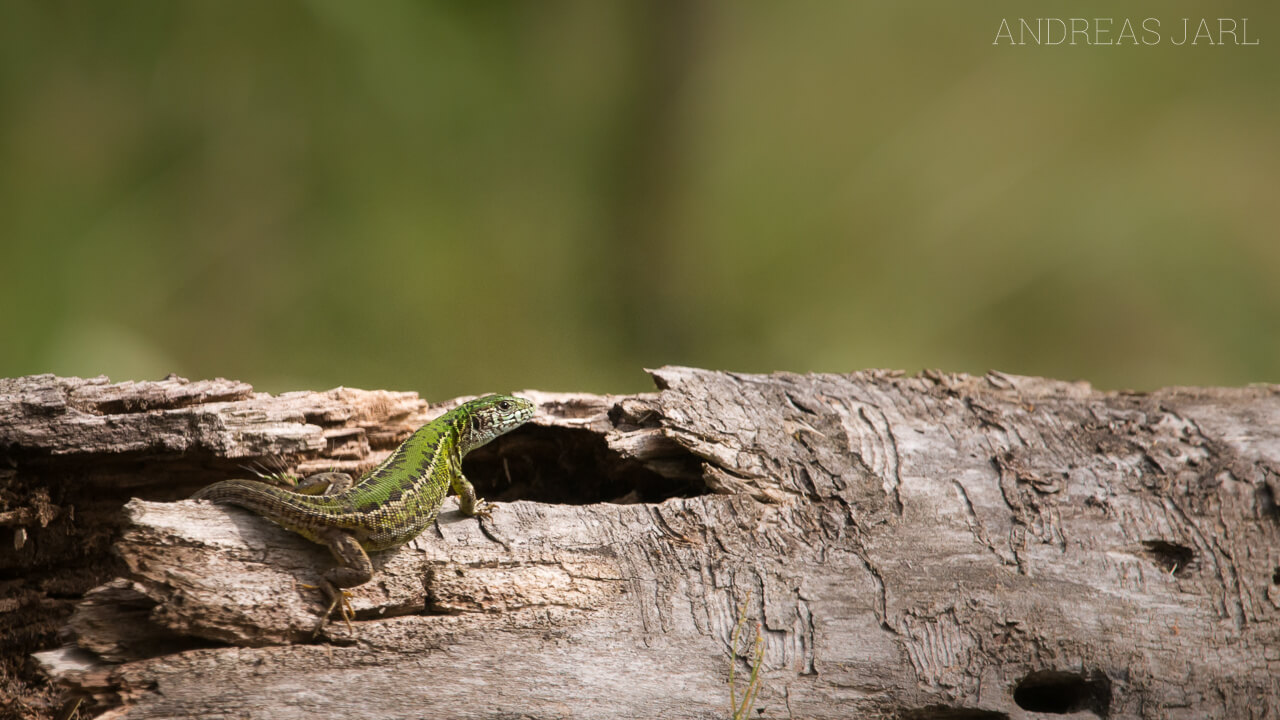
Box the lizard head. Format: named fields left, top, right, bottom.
left=457, top=394, right=536, bottom=453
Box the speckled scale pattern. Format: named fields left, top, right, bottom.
left=194, top=394, right=535, bottom=552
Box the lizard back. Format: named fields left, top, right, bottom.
left=333, top=414, right=458, bottom=550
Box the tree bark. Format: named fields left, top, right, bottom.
left=3, top=369, right=1279, bottom=719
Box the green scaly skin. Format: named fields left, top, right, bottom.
left=194, top=394, right=535, bottom=630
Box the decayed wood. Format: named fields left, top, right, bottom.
left=6, top=369, right=1280, bottom=719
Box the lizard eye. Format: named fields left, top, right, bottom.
left=497, top=399, right=513, bottom=412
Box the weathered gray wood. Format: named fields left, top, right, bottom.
left=6, top=369, right=1280, bottom=719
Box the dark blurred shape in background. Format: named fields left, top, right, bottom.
left=1, top=1, right=1277, bottom=397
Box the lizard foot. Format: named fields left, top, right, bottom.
left=471, top=499, right=496, bottom=520
left=301, top=582, right=355, bottom=635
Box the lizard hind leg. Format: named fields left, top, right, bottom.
left=309, top=528, right=373, bottom=634
left=292, top=471, right=356, bottom=497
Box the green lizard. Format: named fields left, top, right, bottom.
left=193, top=394, right=535, bottom=630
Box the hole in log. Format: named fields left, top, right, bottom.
left=1141, top=540, right=1194, bottom=576
left=1013, top=669, right=1111, bottom=716
left=1272, top=566, right=1279, bottom=585
left=1258, top=481, right=1277, bottom=518
left=464, top=425, right=708, bottom=504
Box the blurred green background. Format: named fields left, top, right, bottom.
left=1, top=1, right=1277, bottom=399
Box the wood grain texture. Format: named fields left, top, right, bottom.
left=6, top=369, right=1280, bottom=719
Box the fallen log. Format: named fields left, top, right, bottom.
left=3, top=369, right=1278, bottom=719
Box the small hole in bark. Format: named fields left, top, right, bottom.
left=1257, top=482, right=1277, bottom=517
left=1272, top=566, right=1279, bottom=585
left=465, top=425, right=707, bottom=504
left=1141, top=540, right=1194, bottom=576
left=1013, top=669, right=1111, bottom=716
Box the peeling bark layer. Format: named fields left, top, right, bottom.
left=4, top=369, right=1279, bottom=719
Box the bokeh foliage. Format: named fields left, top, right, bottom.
left=1, top=1, right=1277, bottom=398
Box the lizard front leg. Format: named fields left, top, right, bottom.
left=311, top=527, right=373, bottom=634
left=451, top=472, right=493, bottom=519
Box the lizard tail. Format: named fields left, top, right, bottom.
left=192, top=478, right=356, bottom=546
left=192, top=478, right=309, bottom=513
